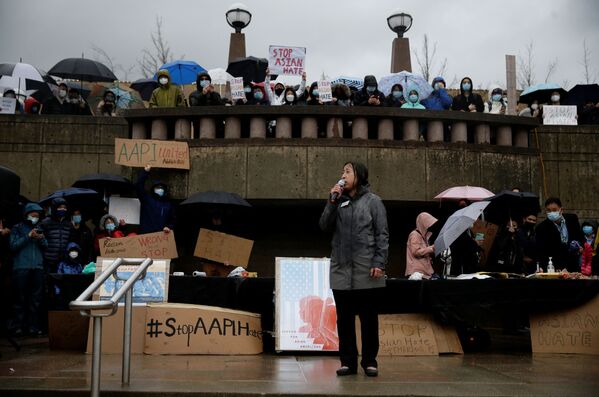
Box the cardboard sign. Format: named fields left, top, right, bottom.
left=0, top=97, right=16, bottom=114
left=230, top=77, right=245, bottom=100
left=99, top=231, right=178, bottom=259
left=543, top=105, right=578, bottom=125
left=268, top=46, right=306, bottom=76
left=471, top=220, right=499, bottom=267
left=318, top=80, right=333, bottom=102
left=194, top=229, right=253, bottom=267
left=144, top=303, right=263, bottom=355
left=115, top=138, right=190, bottom=170
left=530, top=294, right=599, bottom=355
left=108, top=196, right=140, bottom=225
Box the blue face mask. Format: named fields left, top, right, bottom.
left=366, top=86, right=376, bottom=94
left=409, top=94, right=419, bottom=103
left=56, top=209, right=67, bottom=218
left=433, top=82, right=441, bottom=91
left=547, top=211, right=561, bottom=222
left=492, top=94, right=502, bottom=102
left=312, top=89, right=319, bottom=97
left=462, top=83, right=472, bottom=91
left=392, top=91, right=403, bottom=99
left=244, top=86, right=252, bottom=93
left=105, top=223, right=116, bottom=232
left=583, top=226, right=594, bottom=235
left=199, top=80, right=210, bottom=88
left=254, top=91, right=263, bottom=100
left=72, top=215, right=82, bottom=224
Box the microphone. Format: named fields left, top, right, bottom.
left=330, top=179, right=346, bottom=202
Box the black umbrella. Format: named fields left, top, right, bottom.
left=0, top=165, right=20, bottom=200
left=483, top=190, right=541, bottom=225
left=226, top=56, right=269, bottom=83
left=130, top=78, right=159, bottom=101
left=39, top=187, right=105, bottom=218
left=63, top=81, right=91, bottom=99
left=565, top=84, right=599, bottom=106
left=72, top=173, right=133, bottom=195
left=48, top=57, right=117, bottom=82
left=180, top=191, right=251, bottom=208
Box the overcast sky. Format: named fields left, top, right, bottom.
left=1, top=0, right=598, bottom=89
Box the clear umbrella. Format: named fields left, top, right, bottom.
left=434, top=201, right=490, bottom=256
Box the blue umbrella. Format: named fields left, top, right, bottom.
left=154, top=60, right=206, bottom=85
left=378, top=71, right=433, bottom=99
left=519, top=83, right=566, bottom=104
left=331, top=76, right=363, bottom=90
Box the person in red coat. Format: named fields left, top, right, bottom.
left=93, top=214, right=135, bottom=257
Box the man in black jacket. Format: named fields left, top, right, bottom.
left=353, top=75, right=385, bottom=107
left=189, top=72, right=223, bottom=106
left=451, top=76, right=484, bottom=112
left=39, top=198, right=73, bottom=272
left=535, top=197, right=583, bottom=272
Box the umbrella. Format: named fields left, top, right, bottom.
left=208, top=68, right=234, bottom=85
left=434, top=186, right=494, bottom=201
left=0, top=165, right=20, bottom=202
left=72, top=173, right=133, bottom=196
left=63, top=80, right=91, bottom=99
left=130, top=78, right=159, bottom=101
left=378, top=71, right=433, bottom=99
left=86, top=84, right=144, bottom=113
left=483, top=190, right=541, bottom=225
left=434, top=201, right=490, bottom=256
left=155, top=60, right=206, bottom=86
left=39, top=187, right=104, bottom=213
left=564, top=84, right=599, bottom=106
left=226, top=56, right=269, bottom=83
left=180, top=191, right=251, bottom=208
left=48, top=57, right=117, bottom=82
left=518, top=83, right=566, bottom=105
left=0, top=62, right=56, bottom=97
left=331, top=76, right=363, bottom=90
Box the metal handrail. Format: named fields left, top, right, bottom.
left=70, top=257, right=153, bottom=397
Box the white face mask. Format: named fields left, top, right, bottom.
left=58, top=89, right=67, bottom=98
left=69, top=251, right=79, bottom=259
left=159, top=77, right=169, bottom=85
left=286, top=95, right=294, bottom=102
left=531, top=103, right=539, bottom=110
left=154, top=188, right=165, bottom=197
left=551, top=95, right=560, bottom=103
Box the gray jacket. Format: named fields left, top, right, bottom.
left=319, top=186, right=389, bottom=290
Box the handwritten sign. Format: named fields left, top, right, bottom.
left=230, top=77, right=245, bottom=100
left=194, top=229, right=253, bottom=267
left=268, top=46, right=306, bottom=76
left=115, top=138, right=190, bottom=170
left=318, top=80, right=333, bottom=102
left=99, top=231, right=178, bottom=259
left=0, top=97, right=16, bottom=114
left=543, top=105, right=578, bottom=125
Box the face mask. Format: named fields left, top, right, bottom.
left=199, top=80, right=210, bottom=88
left=27, top=216, right=39, bottom=225
left=72, top=215, right=82, bottom=224
left=105, top=223, right=116, bottom=232
left=551, top=95, right=560, bottom=103
left=366, top=86, right=376, bottom=94
left=159, top=77, right=169, bottom=85
left=492, top=94, right=502, bottom=102
left=69, top=251, right=79, bottom=259
left=462, top=83, right=472, bottom=91
left=58, top=89, right=67, bottom=98
left=154, top=188, right=165, bottom=197
left=312, top=89, right=319, bottom=97
left=244, top=86, right=252, bottom=93
left=392, top=91, right=403, bottom=99
left=31, top=105, right=39, bottom=113
left=70, top=97, right=79, bottom=104
left=56, top=209, right=67, bottom=218
left=531, top=103, right=539, bottom=110
left=409, top=94, right=419, bottom=103
left=286, top=95, right=295, bottom=103
left=275, top=88, right=284, bottom=96
left=253, top=91, right=263, bottom=100
left=583, top=226, right=594, bottom=235
left=433, top=82, right=442, bottom=91
left=547, top=211, right=561, bottom=222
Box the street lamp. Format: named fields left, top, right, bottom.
left=388, top=11, right=413, bottom=73
left=226, top=3, right=251, bottom=64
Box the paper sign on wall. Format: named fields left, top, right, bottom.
left=194, top=229, right=253, bottom=267
left=268, top=46, right=306, bottom=76
left=108, top=197, right=140, bottom=225
left=230, top=77, right=245, bottom=100
left=115, top=138, right=190, bottom=170
left=318, top=80, right=333, bottom=102
left=99, top=231, right=178, bottom=259
left=0, top=97, right=16, bottom=114
left=543, top=105, right=578, bottom=125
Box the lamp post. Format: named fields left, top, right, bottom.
left=387, top=12, right=413, bottom=73
left=226, top=3, right=252, bottom=64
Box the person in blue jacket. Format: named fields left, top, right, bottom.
left=8, top=203, right=48, bottom=336
left=135, top=164, right=176, bottom=234
left=422, top=77, right=453, bottom=110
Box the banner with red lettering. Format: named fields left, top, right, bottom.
left=268, top=46, right=306, bottom=76
left=99, top=231, right=178, bottom=259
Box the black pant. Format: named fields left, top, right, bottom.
left=332, top=288, right=382, bottom=370
left=10, top=268, right=45, bottom=332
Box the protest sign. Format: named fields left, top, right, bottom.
left=108, top=197, right=140, bottom=225
left=318, top=80, right=333, bottom=102
left=543, top=105, right=578, bottom=125
left=99, top=231, right=178, bottom=259
left=115, top=138, right=190, bottom=170
left=268, top=46, right=306, bottom=76
left=0, top=97, right=16, bottom=114
left=194, top=229, right=253, bottom=267
left=230, top=77, right=246, bottom=100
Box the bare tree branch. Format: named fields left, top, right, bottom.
left=413, top=34, right=448, bottom=82
left=90, top=43, right=116, bottom=73
left=580, top=39, right=597, bottom=84
left=517, top=40, right=535, bottom=89
left=544, top=58, right=558, bottom=83
left=138, top=16, right=174, bottom=78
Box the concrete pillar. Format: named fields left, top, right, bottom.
left=403, top=119, right=419, bottom=141
left=391, top=37, right=412, bottom=73
left=199, top=118, right=216, bottom=139
left=228, top=33, right=246, bottom=65
left=131, top=122, right=147, bottom=139
left=378, top=119, right=394, bottom=140
left=352, top=117, right=368, bottom=139
left=326, top=117, right=343, bottom=138
left=427, top=120, right=444, bottom=142
left=451, top=122, right=467, bottom=143
left=301, top=117, right=318, bottom=139
left=515, top=128, right=529, bottom=148
left=174, top=119, right=191, bottom=140
left=224, top=117, right=241, bottom=139
left=276, top=117, right=292, bottom=138
left=475, top=124, right=491, bottom=144
left=496, top=126, right=513, bottom=146
left=249, top=117, right=266, bottom=138
left=151, top=119, right=167, bottom=140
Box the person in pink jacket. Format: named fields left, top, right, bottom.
left=406, top=212, right=438, bottom=279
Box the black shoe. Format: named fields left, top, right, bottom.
left=364, top=366, right=378, bottom=377
left=336, top=366, right=357, bottom=376
left=28, top=327, right=43, bottom=336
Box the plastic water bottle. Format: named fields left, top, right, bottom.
left=547, top=257, right=555, bottom=273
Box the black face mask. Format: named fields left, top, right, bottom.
left=275, top=88, right=284, bottom=96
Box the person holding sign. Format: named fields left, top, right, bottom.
left=264, top=68, right=306, bottom=106
left=353, top=75, right=385, bottom=107
left=135, top=165, right=176, bottom=234
left=319, top=162, right=388, bottom=377
left=93, top=214, right=131, bottom=257
left=189, top=72, right=223, bottom=106
left=2, top=89, right=23, bottom=114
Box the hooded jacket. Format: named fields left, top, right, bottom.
left=265, top=75, right=306, bottom=106
left=451, top=77, right=484, bottom=112
left=484, top=87, right=506, bottom=114
left=93, top=214, right=126, bottom=256
left=353, top=75, right=385, bottom=106
left=405, top=213, right=437, bottom=278
left=319, top=184, right=389, bottom=290
left=189, top=72, right=223, bottom=106
left=40, top=198, right=73, bottom=269
left=401, top=87, right=426, bottom=109
left=422, top=77, right=453, bottom=110
left=57, top=242, right=84, bottom=274
left=135, top=170, right=176, bottom=234
left=149, top=70, right=186, bottom=108
left=384, top=84, right=406, bottom=107
left=9, top=203, right=47, bottom=270
left=331, top=83, right=352, bottom=107
left=306, top=82, right=324, bottom=105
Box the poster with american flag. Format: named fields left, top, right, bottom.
left=275, top=257, right=339, bottom=351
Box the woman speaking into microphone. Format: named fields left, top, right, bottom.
left=319, top=161, right=389, bottom=377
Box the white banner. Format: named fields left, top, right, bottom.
left=268, top=46, right=306, bottom=76
left=230, top=77, right=245, bottom=100
left=318, top=80, right=333, bottom=102
left=108, top=197, right=140, bottom=225
left=543, top=105, right=578, bottom=125
left=0, top=97, right=16, bottom=114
